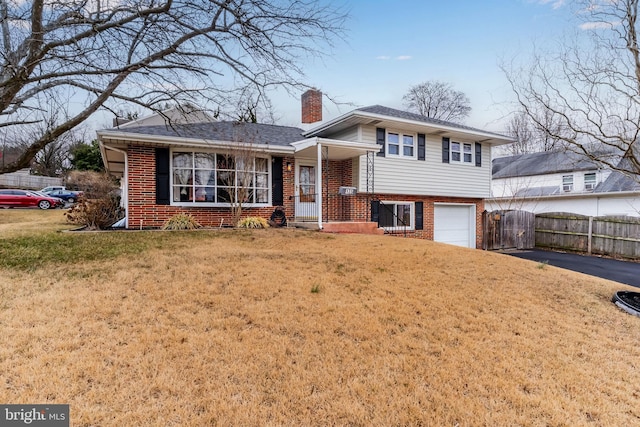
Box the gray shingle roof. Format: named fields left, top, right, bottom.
left=493, top=150, right=640, bottom=193
left=492, top=150, right=610, bottom=178
left=355, top=105, right=511, bottom=139
left=101, top=121, right=305, bottom=147
left=514, top=186, right=561, bottom=197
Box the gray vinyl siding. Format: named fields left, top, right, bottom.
left=323, top=126, right=359, bottom=142
left=355, top=125, right=492, bottom=198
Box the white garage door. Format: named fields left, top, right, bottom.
left=434, top=204, right=476, bottom=248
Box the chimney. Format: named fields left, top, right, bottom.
left=301, top=89, right=322, bottom=124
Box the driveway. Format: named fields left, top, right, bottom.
left=504, top=249, right=640, bottom=288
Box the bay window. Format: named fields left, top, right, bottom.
left=172, top=151, right=269, bottom=205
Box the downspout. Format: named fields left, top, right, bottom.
left=105, top=145, right=129, bottom=228
left=317, top=141, right=323, bottom=230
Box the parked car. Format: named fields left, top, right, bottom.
left=46, top=189, right=83, bottom=204
left=40, top=185, right=66, bottom=194
left=0, top=189, right=65, bottom=209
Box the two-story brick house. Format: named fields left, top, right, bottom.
left=98, top=90, right=512, bottom=248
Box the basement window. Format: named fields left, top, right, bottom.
left=379, top=202, right=414, bottom=230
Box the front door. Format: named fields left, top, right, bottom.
left=295, top=163, right=317, bottom=220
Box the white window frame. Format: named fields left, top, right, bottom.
left=584, top=172, right=596, bottom=191
left=170, top=149, right=272, bottom=207
left=386, top=130, right=416, bottom=159
left=378, top=201, right=415, bottom=231
left=451, top=141, right=473, bottom=164
left=562, top=174, right=574, bottom=192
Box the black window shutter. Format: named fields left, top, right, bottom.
left=415, top=201, right=424, bottom=230
left=442, top=137, right=450, bottom=163
left=475, top=142, right=482, bottom=167
left=418, top=133, right=426, bottom=161
left=155, top=148, right=170, bottom=205
left=376, top=128, right=386, bottom=157
left=271, top=157, right=284, bottom=206
left=371, top=200, right=380, bottom=223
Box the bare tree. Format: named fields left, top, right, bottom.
left=216, top=141, right=268, bottom=226
left=0, top=0, right=346, bottom=174
left=403, top=80, right=471, bottom=122
left=503, top=0, right=640, bottom=176
left=500, top=109, right=565, bottom=156
left=221, top=88, right=278, bottom=124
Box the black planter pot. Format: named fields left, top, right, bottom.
left=612, top=291, right=640, bottom=317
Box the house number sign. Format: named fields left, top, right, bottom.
left=338, top=186, right=357, bottom=196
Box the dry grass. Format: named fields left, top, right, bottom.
left=1, top=210, right=640, bottom=426
left=0, top=208, right=73, bottom=237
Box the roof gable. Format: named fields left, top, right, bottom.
left=305, top=104, right=513, bottom=144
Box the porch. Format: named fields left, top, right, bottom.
left=287, top=137, right=379, bottom=232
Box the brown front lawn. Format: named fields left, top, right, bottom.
left=1, top=210, right=639, bottom=426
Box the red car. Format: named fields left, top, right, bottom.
left=0, top=189, right=64, bottom=209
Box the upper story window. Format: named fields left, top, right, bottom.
left=172, top=151, right=269, bottom=205
left=387, top=131, right=415, bottom=158
left=451, top=142, right=473, bottom=163
left=562, top=174, right=574, bottom=192
left=584, top=173, right=596, bottom=191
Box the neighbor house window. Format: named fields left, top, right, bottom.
left=562, top=174, right=574, bottom=192
left=379, top=202, right=413, bottom=230
left=387, top=131, right=416, bottom=158
left=172, top=151, right=269, bottom=205
left=584, top=173, right=596, bottom=191
left=451, top=142, right=473, bottom=163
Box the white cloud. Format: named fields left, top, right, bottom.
left=579, top=20, right=619, bottom=30
left=396, top=55, right=412, bottom=61
left=535, top=0, right=566, bottom=9
left=376, top=55, right=391, bottom=60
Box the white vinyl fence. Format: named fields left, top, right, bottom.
left=0, top=169, right=62, bottom=190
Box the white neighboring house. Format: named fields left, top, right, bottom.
left=486, top=150, right=640, bottom=217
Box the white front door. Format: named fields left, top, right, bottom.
left=295, top=163, right=317, bottom=220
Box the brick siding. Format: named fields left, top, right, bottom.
left=126, top=146, right=484, bottom=247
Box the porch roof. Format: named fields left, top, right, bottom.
left=291, top=137, right=380, bottom=160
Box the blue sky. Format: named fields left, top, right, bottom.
left=273, top=0, right=577, bottom=132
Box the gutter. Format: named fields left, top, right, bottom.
left=487, top=189, right=640, bottom=202
left=96, top=130, right=295, bottom=154
left=100, top=143, right=129, bottom=228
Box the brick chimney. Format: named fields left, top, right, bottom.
left=301, top=89, right=322, bottom=124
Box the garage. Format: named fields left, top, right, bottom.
left=434, top=203, right=476, bottom=248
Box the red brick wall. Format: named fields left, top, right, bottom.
left=345, top=193, right=485, bottom=248
left=127, top=146, right=286, bottom=228
left=126, top=147, right=484, bottom=247
left=301, top=89, right=322, bottom=124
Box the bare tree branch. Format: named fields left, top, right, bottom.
left=0, top=0, right=347, bottom=174
left=503, top=0, right=640, bottom=177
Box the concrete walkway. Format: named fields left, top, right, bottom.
left=503, top=249, right=640, bottom=288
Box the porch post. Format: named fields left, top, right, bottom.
left=317, top=142, right=323, bottom=229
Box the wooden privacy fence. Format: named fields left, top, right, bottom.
left=483, top=210, right=536, bottom=250
left=536, top=213, right=640, bottom=260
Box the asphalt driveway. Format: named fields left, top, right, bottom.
left=504, top=249, right=640, bottom=288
